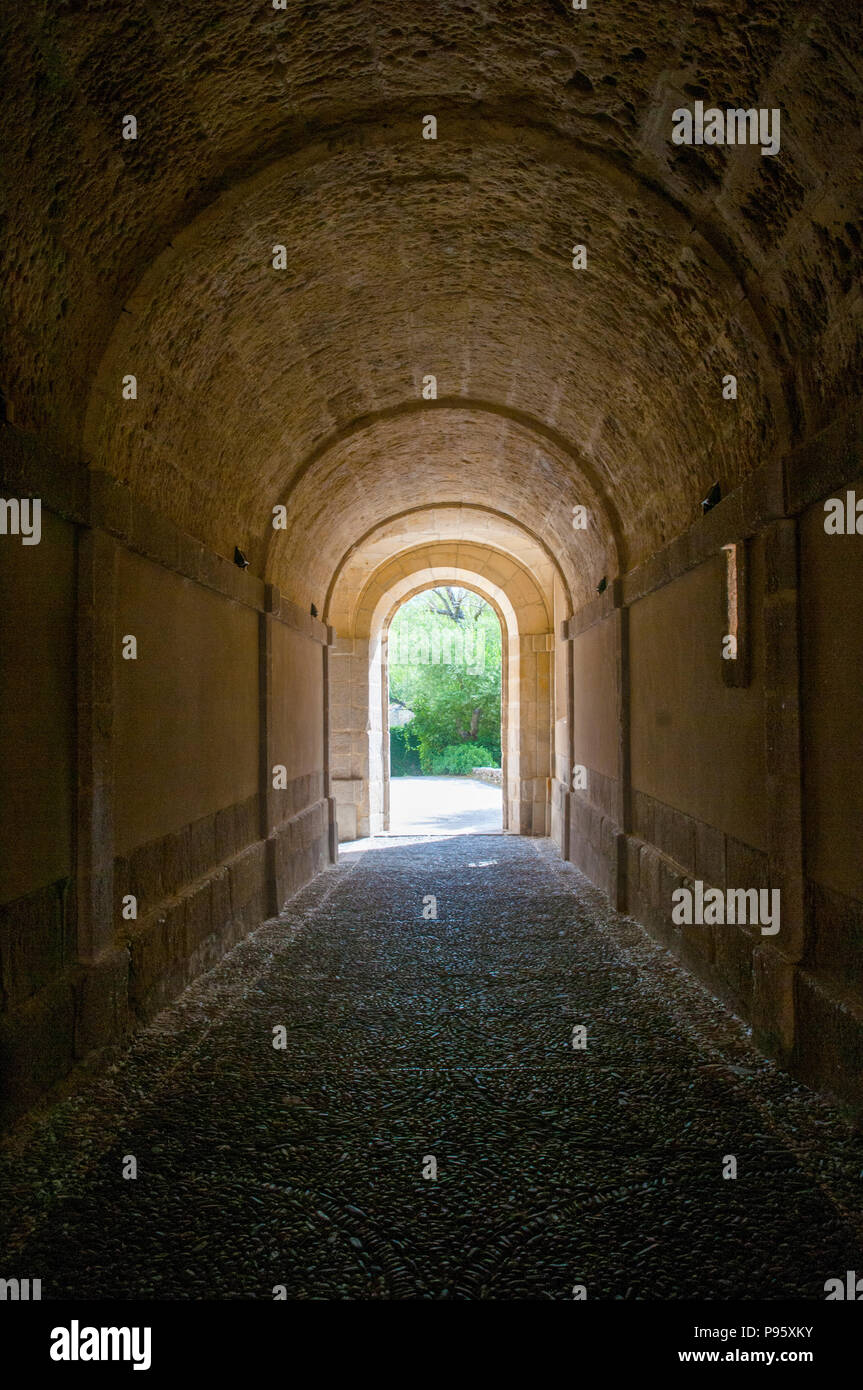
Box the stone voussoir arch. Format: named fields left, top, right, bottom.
left=329, top=546, right=554, bottom=843
left=326, top=507, right=565, bottom=622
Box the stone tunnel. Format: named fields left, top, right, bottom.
left=1, top=0, right=862, bottom=1305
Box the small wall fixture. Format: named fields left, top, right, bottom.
left=702, top=482, right=722, bottom=514
left=721, top=540, right=750, bottom=687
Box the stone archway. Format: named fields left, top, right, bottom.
left=372, top=579, right=511, bottom=836
left=328, top=545, right=554, bottom=842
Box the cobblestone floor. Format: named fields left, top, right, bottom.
left=2, top=835, right=862, bottom=1300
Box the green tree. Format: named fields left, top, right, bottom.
left=389, top=588, right=501, bottom=774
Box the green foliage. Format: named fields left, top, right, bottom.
left=388, top=588, right=501, bottom=773
left=429, top=743, right=498, bottom=775
left=390, top=726, right=421, bottom=776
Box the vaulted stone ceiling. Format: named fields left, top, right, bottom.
left=3, top=1, right=861, bottom=608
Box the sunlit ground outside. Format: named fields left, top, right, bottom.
left=387, top=774, right=502, bottom=835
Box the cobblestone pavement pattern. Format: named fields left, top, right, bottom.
left=2, top=836, right=862, bottom=1299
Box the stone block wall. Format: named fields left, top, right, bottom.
left=556, top=435, right=863, bottom=1115
left=0, top=465, right=335, bottom=1128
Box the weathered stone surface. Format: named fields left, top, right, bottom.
left=3, top=838, right=863, bottom=1297
left=1, top=0, right=862, bottom=1145
left=0, top=977, right=77, bottom=1128
left=3, top=4, right=860, bottom=610
left=797, top=968, right=863, bottom=1113
left=0, top=880, right=74, bottom=1011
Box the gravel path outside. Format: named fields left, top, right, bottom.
left=1, top=834, right=862, bottom=1300
left=387, top=775, right=502, bottom=834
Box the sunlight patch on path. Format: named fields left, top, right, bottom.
left=385, top=775, right=502, bottom=836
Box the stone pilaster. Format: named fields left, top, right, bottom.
left=755, top=517, right=806, bottom=1060
left=75, top=528, right=117, bottom=963
left=74, top=526, right=128, bottom=1056
left=612, top=581, right=631, bottom=910
left=259, top=584, right=281, bottom=916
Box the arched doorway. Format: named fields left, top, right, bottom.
left=328, top=544, right=555, bottom=842
left=379, top=582, right=506, bottom=834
